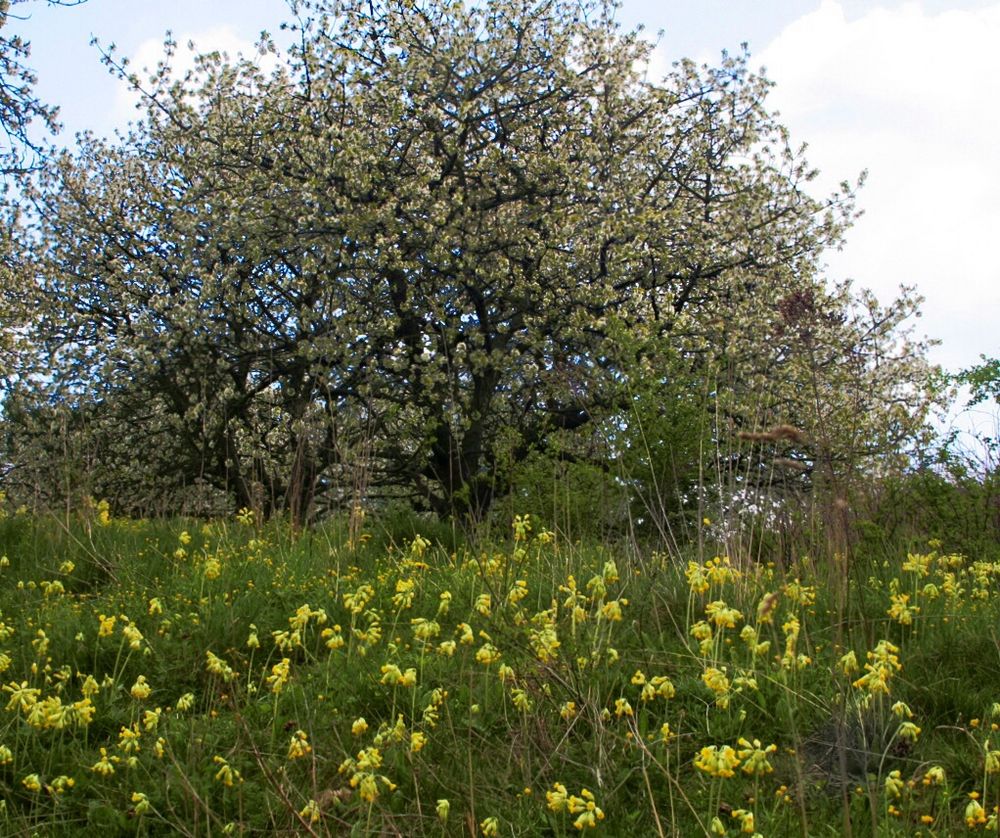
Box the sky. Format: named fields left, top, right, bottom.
left=8, top=0, right=1000, bottom=377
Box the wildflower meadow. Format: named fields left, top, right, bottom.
left=0, top=504, right=998, bottom=836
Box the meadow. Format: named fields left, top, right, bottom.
left=0, top=503, right=997, bottom=837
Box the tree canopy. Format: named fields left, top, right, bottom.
left=2, top=0, right=940, bottom=529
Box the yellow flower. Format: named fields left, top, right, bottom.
left=50, top=775, right=74, bottom=794
left=884, top=770, right=904, bottom=799
left=98, top=613, right=116, bottom=637
left=436, top=798, right=450, bottom=823
left=511, top=688, right=533, bottom=712
left=22, top=773, right=42, bottom=792
left=410, top=731, right=427, bottom=753
left=480, top=816, right=499, bottom=836
left=130, top=675, right=151, bottom=701
left=569, top=788, right=605, bottom=830
left=213, top=755, right=242, bottom=787
left=267, top=658, right=291, bottom=694
left=641, top=675, right=676, bottom=702
left=3, top=680, right=40, bottom=713
left=508, top=579, right=529, bottom=604
left=411, top=617, right=441, bottom=642
left=322, top=625, right=346, bottom=650
left=176, top=692, right=195, bottom=712
left=547, top=782, right=569, bottom=812
left=600, top=599, right=627, bottom=621
left=694, top=745, right=740, bottom=778
left=299, top=799, right=321, bottom=824
left=731, top=809, right=755, bottom=834
left=736, top=738, right=776, bottom=776
left=475, top=593, right=492, bottom=616
left=352, top=717, right=369, bottom=736
left=686, top=561, right=710, bottom=594
left=392, top=578, right=416, bottom=609
left=476, top=643, right=502, bottom=666
left=118, top=723, right=142, bottom=753
left=205, top=651, right=237, bottom=682
left=560, top=701, right=577, bottom=720
left=966, top=797, right=987, bottom=828
left=922, top=765, right=946, bottom=786
left=702, top=667, right=731, bottom=707
left=131, top=791, right=151, bottom=815
left=91, top=747, right=117, bottom=777
left=705, top=600, right=742, bottom=629
left=288, top=730, right=311, bottom=760
left=613, top=697, right=633, bottom=717
left=887, top=592, right=919, bottom=626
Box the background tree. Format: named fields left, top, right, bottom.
left=5, top=0, right=940, bottom=532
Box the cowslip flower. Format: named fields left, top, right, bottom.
left=91, top=747, right=117, bottom=777
left=474, top=594, right=492, bottom=616
left=436, top=799, right=450, bottom=823
left=267, top=658, right=291, bottom=694
left=511, top=688, right=533, bottom=712
left=966, top=796, right=987, bottom=828
left=300, top=799, right=321, bottom=824
left=702, top=667, right=731, bottom=708
left=476, top=644, right=502, bottom=666
left=736, top=738, right=777, bottom=775
left=213, top=755, right=242, bottom=787
left=288, top=730, right=311, bottom=760
left=567, top=788, right=605, bottom=830
left=547, top=782, right=570, bottom=812
left=641, top=675, right=676, bottom=702
left=3, top=681, right=40, bottom=713
left=705, top=600, right=742, bottom=629
left=130, top=675, right=151, bottom=701
left=884, top=770, right=905, bottom=799
left=694, top=745, right=740, bottom=778
left=922, top=765, right=946, bottom=786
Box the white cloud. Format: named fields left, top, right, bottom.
left=113, top=26, right=281, bottom=126
left=754, top=0, right=1000, bottom=370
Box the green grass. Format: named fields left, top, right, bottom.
left=0, top=510, right=997, bottom=836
